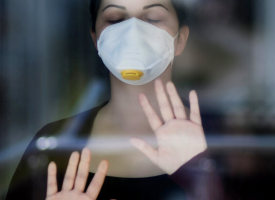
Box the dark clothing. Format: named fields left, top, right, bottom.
left=6, top=102, right=223, bottom=200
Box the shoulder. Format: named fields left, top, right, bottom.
left=23, top=102, right=108, bottom=157
left=37, top=108, right=94, bottom=137
left=5, top=108, right=100, bottom=200
left=37, top=102, right=107, bottom=139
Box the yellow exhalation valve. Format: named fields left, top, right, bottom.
left=121, top=70, right=144, bottom=80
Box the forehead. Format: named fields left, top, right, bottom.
left=99, top=0, right=174, bottom=12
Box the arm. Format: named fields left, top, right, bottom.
left=6, top=125, right=50, bottom=200
left=169, top=150, right=224, bottom=200
left=6, top=123, right=72, bottom=200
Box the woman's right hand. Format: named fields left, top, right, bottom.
left=46, top=148, right=109, bottom=200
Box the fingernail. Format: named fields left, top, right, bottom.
left=82, top=148, right=91, bottom=157
left=71, top=151, right=80, bottom=160
left=167, top=81, right=174, bottom=90
left=99, top=160, right=109, bottom=171
left=155, top=79, right=162, bottom=86
left=138, top=93, right=144, bottom=99
left=130, top=138, right=143, bottom=148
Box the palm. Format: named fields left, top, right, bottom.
left=130, top=80, right=207, bottom=175
left=154, top=119, right=205, bottom=174
left=47, top=191, right=93, bottom=200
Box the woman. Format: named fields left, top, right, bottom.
left=6, top=0, right=224, bottom=199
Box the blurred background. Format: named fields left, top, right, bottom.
left=1, top=0, right=275, bottom=199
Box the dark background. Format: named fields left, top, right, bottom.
left=1, top=0, right=275, bottom=199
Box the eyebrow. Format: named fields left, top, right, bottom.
left=143, top=4, right=169, bottom=11
left=102, top=3, right=169, bottom=12
left=102, top=5, right=126, bottom=12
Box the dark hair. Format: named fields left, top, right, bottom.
left=89, top=0, right=189, bottom=32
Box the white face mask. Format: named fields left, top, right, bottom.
left=97, top=17, right=180, bottom=85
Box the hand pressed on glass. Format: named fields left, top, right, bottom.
left=46, top=148, right=109, bottom=200
left=130, top=79, right=207, bottom=175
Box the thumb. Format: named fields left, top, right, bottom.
left=130, top=138, right=158, bottom=165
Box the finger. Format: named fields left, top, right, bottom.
left=62, top=151, right=80, bottom=191
left=139, top=93, right=163, bottom=131
left=86, top=160, right=109, bottom=200
left=47, top=162, right=58, bottom=197
left=130, top=138, right=158, bottom=165
left=74, top=148, right=91, bottom=192
left=166, top=81, right=187, bottom=120
left=189, top=90, right=202, bottom=125
left=155, top=79, right=174, bottom=122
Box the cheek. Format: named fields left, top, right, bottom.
left=161, top=20, right=180, bottom=39
left=95, top=20, right=108, bottom=39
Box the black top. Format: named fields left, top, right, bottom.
left=6, top=102, right=224, bottom=200
left=87, top=173, right=186, bottom=200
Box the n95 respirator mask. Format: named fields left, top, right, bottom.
left=97, top=17, right=180, bottom=85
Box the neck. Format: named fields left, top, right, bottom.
left=104, top=65, right=172, bottom=137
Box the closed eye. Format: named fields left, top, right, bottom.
left=108, top=19, right=124, bottom=24
left=146, top=19, right=161, bottom=24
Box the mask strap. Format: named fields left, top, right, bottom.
left=170, top=29, right=181, bottom=67
left=173, top=29, right=181, bottom=40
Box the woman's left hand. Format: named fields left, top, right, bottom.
left=130, top=79, right=207, bottom=175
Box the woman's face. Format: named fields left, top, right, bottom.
left=91, top=0, right=188, bottom=56
left=95, top=0, right=179, bottom=36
